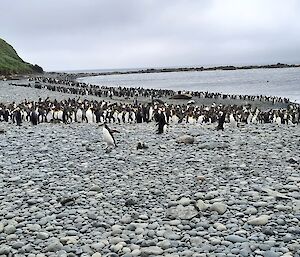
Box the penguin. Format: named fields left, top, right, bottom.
left=14, top=107, right=22, bottom=126
left=246, top=111, right=253, bottom=124
left=156, top=109, right=167, bottom=134
left=188, top=115, right=197, bottom=124
left=275, top=114, right=281, bottom=125
left=216, top=111, right=226, bottom=131
left=197, top=115, right=205, bottom=124
left=30, top=108, right=38, bottom=125
left=56, top=109, right=63, bottom=121
left=251, top=109, right=260, bottom=124
left=229, top=113, right=237, bottom=128
left=76, top=108, right=83, bottom=123
left=124, top=111, right=129, bottom=123
left=46, top=109, right=54, bottom=123
left=149, top=106, right=154, bottom=121
left=117, top=110, right=123, bottom=124
left=86, top=107, right=94, bottom=123
left=100, top=123, right=119, bottom=149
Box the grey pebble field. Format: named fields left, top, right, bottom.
left=0, top=82, right=300, bottom=257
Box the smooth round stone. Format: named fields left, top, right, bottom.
left=240, top=248, right=252, bottom=257
left=156, top=230, right=166, bottom=237
left=0, top=245, right=12, bottom=254
left=12, top=241, right=25, bottom=249
left=277, top=219, right=285, bottom=225
left=139, top=214, right=148, bottom=220
left=282, top=234, right=294, bottom=242
left=224, top=235, right=248, bottom=243
left=27, top=224, right=41, bottom=231
left=231, top=248, right=240, bottom=255
left=147, top=230, right=156, bottom=238
left=111, top=242, right=124, bottom=252
left=147, top=222, right=159, bottom=230
left=163, top=231, right=181, bottom=240
left=194, top=192, right=205, bottom=200
left=122, top=247, right=131, bottom=254
left=110, top=237, right=125, bottom=244
left=89, top=185, right=101, bottom=192
left=169, top=220, right=181, bottom=226
left=131, top=249, right=141, bottom=256
left=177, top=197, right=192, bottom=206
left=263, top=250, right=281, bottom=257
left=253, top=201, right=268, bottom=207
left=91, top=253, right=102, bottom=257
left=196, top=200, right=208, bottom=211
left=248, top=215, right=269, bottom=226
left=157, top=240, right=171, bottom=250
left=214, top=222, right=227, bottom=231
left=210, top=202, right=227, bottom=215
left=244, top=206, right=257, bottom=215
left=262, top=226, right=275, bottom=235
left=210, top=237, right=221, bottom=245
left=135, top=227, right=144, bottom=235
left=45, top=241, right=64, bottom=252
left=141, top=246, right=163, bottom=255
left=259, top=243, right=272, bottom=251
left=91, top=243, right=105, bottom=251
left=4, top=224, right=16, bottom=234
left=126, top=224, right=137, bottom=231
left=288, top=227, right=300, bottom=234
left=0, top=222, right=4, bottom=233
left=120, top=214, right=132, bottom=224
left=6, top=234, right=18, bottom=241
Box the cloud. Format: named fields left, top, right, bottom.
left=1, top=0, right=300, bottom=71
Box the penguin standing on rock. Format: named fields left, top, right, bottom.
left=99, top=123, right=119, bottom=151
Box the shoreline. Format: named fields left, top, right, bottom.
left=46, top=63, right=300, bottom=80
left=2, top=79, right=293, bottom=111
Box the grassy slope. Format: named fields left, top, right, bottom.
left=0, top=38, right=43, bottom=75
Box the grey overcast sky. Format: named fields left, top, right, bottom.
left=1, top=0, right=300, bottom=71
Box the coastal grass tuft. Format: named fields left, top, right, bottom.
left=0, top=38, right=43, bottom=75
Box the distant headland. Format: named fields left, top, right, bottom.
left=55, top=63, right=300, bottom=79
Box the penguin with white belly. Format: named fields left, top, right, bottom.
left=99, top=123, right=119, bottom=151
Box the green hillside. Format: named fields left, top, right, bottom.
left=0, top=38, right=43, bottom=75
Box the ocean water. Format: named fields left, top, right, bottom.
left=77, top=68, right=300, bottom=104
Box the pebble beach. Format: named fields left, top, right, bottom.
left=0, top=80, right=300, bottom=257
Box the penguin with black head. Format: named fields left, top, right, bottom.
left=14, top=107, right=22, bottom=126
left=30, top=107, right=38, bottom=126
left=155, top=107, right=167, bottom=134
left=216, top=111, right=226, bottom=131
left=99, top=122, right=119, bottom=152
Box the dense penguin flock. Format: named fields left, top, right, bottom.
left=0, top=97, right=299, bottom=128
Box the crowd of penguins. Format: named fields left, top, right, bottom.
left=0, top=97, right=299, bottom=135
left=0, top=76, right=298, bottom=134
left=22, top=76, right=291, bottom=104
